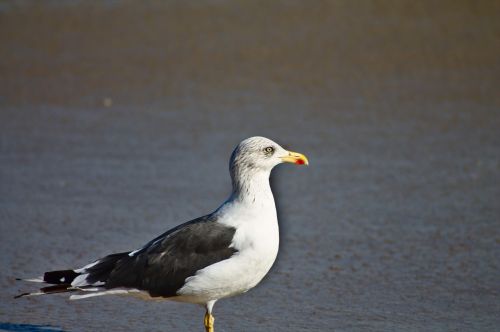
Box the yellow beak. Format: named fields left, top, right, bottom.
left=280, top=151, right=309, bottom=166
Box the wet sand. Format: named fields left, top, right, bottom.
left=0, top=1, right=499, bottom=331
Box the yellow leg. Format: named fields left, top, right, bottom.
left=204, top=311, right=215, bottom=332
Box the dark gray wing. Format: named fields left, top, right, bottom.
left=89, top=215, right=237, bottom=297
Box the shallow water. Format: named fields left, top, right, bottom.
left=0, top=1, right=499, bottom=331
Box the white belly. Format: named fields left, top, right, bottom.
left=177, top=221, right=279, bottom=304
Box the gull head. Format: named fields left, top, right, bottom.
left=229, top=136, right=308, bottom=176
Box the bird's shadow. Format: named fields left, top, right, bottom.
left=0, top=322, right=65, bottom=332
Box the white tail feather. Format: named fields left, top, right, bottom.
left=70, top=289, right=137, bottom=300
left=20, top=276, right=45, bottom=283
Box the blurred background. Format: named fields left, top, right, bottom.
left=0, top=1, right=499, bottom=331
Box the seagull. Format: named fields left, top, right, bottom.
left=16, top=136, right=309, bottom=332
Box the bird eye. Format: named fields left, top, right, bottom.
left=264, top=146, right=274, bottom=154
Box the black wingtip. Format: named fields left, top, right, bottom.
left=14, top=292, right=29, bottom=299
left=43, top=270, right=79, bottom=285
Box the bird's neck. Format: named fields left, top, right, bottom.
left=230, top=169, right=275, bottom=206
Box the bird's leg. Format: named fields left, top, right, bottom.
left=204, top=311, right=215, bottom=332
left=204, top=300, right=216, bottom=332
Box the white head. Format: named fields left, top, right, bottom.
left=229, top=136, right=308, bottom=193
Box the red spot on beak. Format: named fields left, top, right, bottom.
left=295, top=159, right=305, bottom=165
